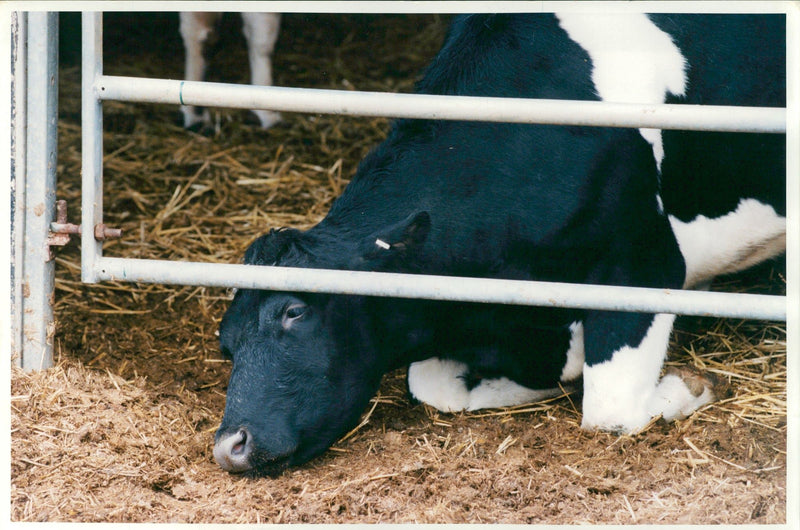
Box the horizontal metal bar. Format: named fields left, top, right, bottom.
left=94, top=257, right=786, bottom=321
left=95, top=75, right=786, bottom=133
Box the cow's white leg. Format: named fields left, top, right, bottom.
left=408, top=358, right=563, bottom=412
left=409, top=322, right=584, bottom=412
left=559, top=321, right=585, bottom=382
left=581, top=313, right=675, bottom=432
left=407, top=358, right=471, bottom=412
left=581, top=313, right=722, bottom=433
left=241, top=13, right=282, bottom=129
left=466, top=378, right=563, bottom=411
left=179, top=12, right=220, bottom=129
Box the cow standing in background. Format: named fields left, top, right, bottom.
left=179, top=12, right=282, bottom=131
left=212, top=13, right=785, bottom=476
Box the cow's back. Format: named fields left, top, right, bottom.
left=326, top=15, right=641, bottom=281
left=321, top=14, right=784, bottom=284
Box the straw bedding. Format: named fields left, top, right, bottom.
left=10, top=13, right=787, bottom=523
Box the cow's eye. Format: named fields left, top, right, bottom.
left=286, top=304, right=307, bottom=319
left=282, top=303, right=309, bottom=330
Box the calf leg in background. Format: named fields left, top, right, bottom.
left=178, top=12, right=221, bottom=130
left=241, top=13, right=282, bottom=128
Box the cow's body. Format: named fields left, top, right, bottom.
left=213, top=14, right=785, bottom=476
left=179, top=12, right=282, bottom=130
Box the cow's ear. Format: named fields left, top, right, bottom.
left=375, top=211, right=431, bottom=253
left=244, top=227, right=303, bottom=266
left=353, top=211, right=431, bottom=269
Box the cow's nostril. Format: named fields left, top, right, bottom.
left=231, top=429, right=248, bottom=455
left=214, top=427, right=253, bottom=473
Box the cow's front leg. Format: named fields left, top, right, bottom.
left=407, top=358, right=563, bottom=412
left=407, top=358, right=472, bottom=412
left=581, top=311, right=718, bottom=433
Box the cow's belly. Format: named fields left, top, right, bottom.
left=669, top=197, right=786, bottom=288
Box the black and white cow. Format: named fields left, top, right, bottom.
left=213, top=14, right=786, bottom=476
left=179, top=12, right=282, bottom=130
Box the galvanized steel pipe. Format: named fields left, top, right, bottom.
left=94, top=257, right=786, bottom=321
left=94, top=75, right=786, bottom=134
left=81, top=12, right=104, bottom=283
left=16, top=12, right=60, bottom=371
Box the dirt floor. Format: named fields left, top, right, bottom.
left=10, top=12, right=788, bottom=523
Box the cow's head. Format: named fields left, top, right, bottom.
left=214, top=212, right=430, bottom=476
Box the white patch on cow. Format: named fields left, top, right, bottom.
left=638, top=128, right=667, bottom=171
left=407, top=358, right=471, bottom=412
left=669, top=198, right=786, bottom=288
left=560, top=321, right=585, bottom=382
left=408, top=358, right=563, bottom=412
left=555, top=13, right=687, bottom=170
left=581, top=313, right=675, bottom=433
left=466, top=379, right=562, bottom=411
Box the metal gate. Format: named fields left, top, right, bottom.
left=10, top=4, right=797, bottom=372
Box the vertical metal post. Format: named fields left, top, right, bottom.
left=784, top=5, right=799, bottom=524
left=81, top=12, right=103, bottom=283
left=13, top=12, right=59, bottom=371
left=11, top=11, right=28, bottom=368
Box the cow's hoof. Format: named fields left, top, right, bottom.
left=667, top=365, right=728, bottom=399
left=656, top=365, right=730, bottom=422
left=246, top=109, right=282, bottom=130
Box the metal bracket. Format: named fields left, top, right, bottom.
left=48, top=199, right=122, bottom=257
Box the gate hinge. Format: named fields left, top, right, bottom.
left=47, top=200, right=123, bottom=256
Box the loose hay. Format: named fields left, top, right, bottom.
left=11, top=13, right=787, bottom=523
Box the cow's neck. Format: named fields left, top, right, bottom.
left=356, top=297, right=436, bottom=372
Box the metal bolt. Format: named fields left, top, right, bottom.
left=48, top=200, right=123, bottom=244
left=94, top=224, right=123, bottom=241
